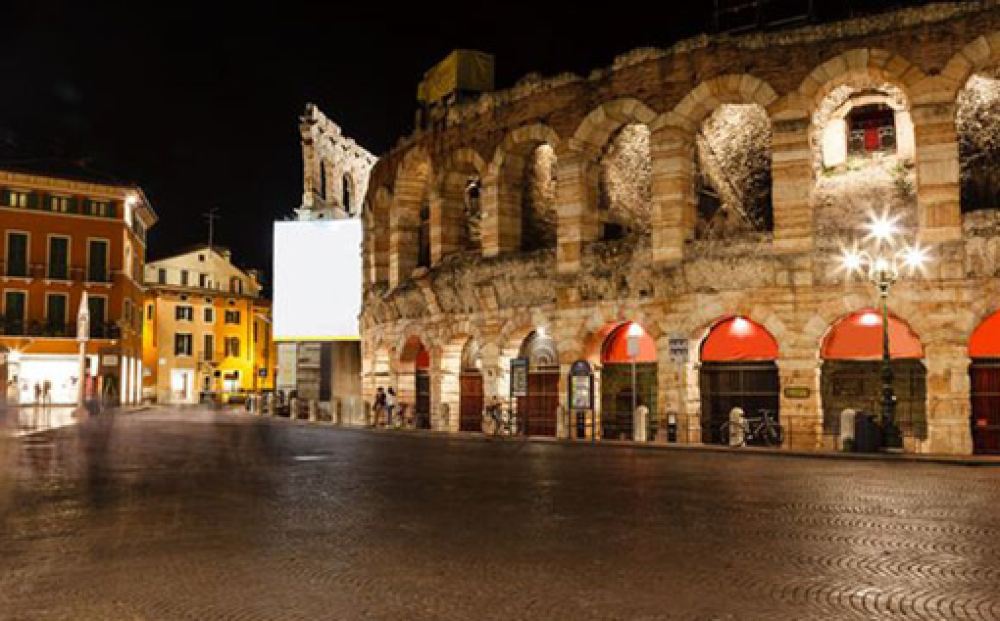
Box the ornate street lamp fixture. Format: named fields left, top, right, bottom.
left=839, top=210, right=931, bottom=449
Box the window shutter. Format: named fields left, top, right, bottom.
left=107, top=201, right=117, bottom=218
left=0, top=189, right=8, bottom=206
left=67, top=197, right=78, bottom=213
left=27, top=192, right=39, bottom=209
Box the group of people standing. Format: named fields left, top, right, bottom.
left=372, top=386, right=397, bottom=427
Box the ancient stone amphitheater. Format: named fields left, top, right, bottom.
left=360, top=2, right=1000, bottom=455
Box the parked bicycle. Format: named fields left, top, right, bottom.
left=483, top=400, right=523, bottom=440
left=719, top=409, right=782, bottom=447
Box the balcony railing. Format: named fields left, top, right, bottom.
left=0, top=320, right=121, bottom=339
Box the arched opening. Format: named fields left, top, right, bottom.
left=598, top=124, right=652, bottom=242
left=521, top=144, right=557, bottom=252
left=459, top=337, right=483, bottom=432
left=399, top=336, right=431, bottom=429
left=969, top=310, right=1000, bottom=454
left=342, top=174, right=353, bottom=213
left=599, top=322, right=657, bottom=441
left=699, top=316, right=780, bottom=445
left=517, top=329, right=559, bottom=436
left=437, top=152, right=485, bottom=260
left=694, top=104, right=773, bottom=240
left=319, top=161, right=328, bottom=201
left=820, top=309, right=926, bottom=444
left=810, top=82, right=916, bottom=239
left=390, top=152, right=432, bottom=285
left=957, top=69, right=1000, bottom=214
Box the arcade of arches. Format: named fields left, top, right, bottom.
left=362, top=6, right=1000, bottom=456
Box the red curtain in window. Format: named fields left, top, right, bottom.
left=700, top=317, right=779, bottom=362
left=821, top=309, right=923, bottom=360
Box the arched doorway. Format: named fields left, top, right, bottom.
left=459, top=337, right=484, bottom=432
left=517, top=330, right=558, bottom=437
left=699, top=316, right=780, bottom=445
left=820, top=309, right=926, bottom=445
left=599, top=322, right=657, bottom=441
left=399, top=337, right=432, bottom=430
left=970, top=311, right=1000, bottom=454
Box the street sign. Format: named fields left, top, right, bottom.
left=783, top=386, right=811, bottom=399
left=510, top=358, right=529, bottom=398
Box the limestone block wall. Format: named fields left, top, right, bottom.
left=359, top=4, right=1000, bottom=454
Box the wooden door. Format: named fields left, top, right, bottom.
left=459, top=372, right=484, bottom=432
left=415, top=371, right=431, bottom=429
left=971, top=361, right=1000, bottom=454
left=517, top=370, right=558, bottom=437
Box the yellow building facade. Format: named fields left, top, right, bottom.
left=142, top=245, right=274, bottom=404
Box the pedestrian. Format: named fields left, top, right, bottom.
left=385, top=387, right=397, bottom=428
left=42, top=380, right=52, bottom=407
left=33, top=382, right=41, bottom=406
left=374, top=386, right=386, bottom=427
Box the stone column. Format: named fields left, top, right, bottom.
left=776, top=357, right=823, bottom=451
left=923, top=341, right=973, bottom=456
left=430, top=188, right=465, bottom=266
left=680, top=360, right=703, bottom=445
left=481, top=156, right=525, bottom=257
left=912, top=102, right=962, bottom=244
left=555, top=147, right=599, bottom=274
left=771, top=117, right=814, bottom=255
left=649, top=125, right=694, bottom=264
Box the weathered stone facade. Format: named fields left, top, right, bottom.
left=361, top=3, right=1000, bottom=455
left=298, top=103, right=376, bottom=219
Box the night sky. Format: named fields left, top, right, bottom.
left=3, top=1, right=922, bottom=283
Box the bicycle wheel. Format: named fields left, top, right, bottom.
left=761, top=423, right=781, bottom=447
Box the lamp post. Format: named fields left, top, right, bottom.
left=626, top=322, right=644, bottom=429
left=76, top=292, right=90, bottom=411
left=839, top=211, right=930, bottom=449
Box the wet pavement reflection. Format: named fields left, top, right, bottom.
left=1, top=407, right=999, bottom=619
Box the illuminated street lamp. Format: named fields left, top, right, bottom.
left=839, top=210, right=931, bottom=449
left=626, top=322, right=644, bottom=422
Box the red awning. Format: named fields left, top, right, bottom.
left=602, top=322, right=657, bottom=364
left=701, top=317, right=779, bottom=362
left=821, top=309, right=923, bottom=360
left=970, top=311, right=1000, bottom=358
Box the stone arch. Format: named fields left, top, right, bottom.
left=572, top=98, right=658, bottom=154
left=795, top=49, right=927, bottom=113
left=366, top=185, right=392, bottom=286
left=482, top=123, right=562, bottom=255
left=390, top=147, right=434, bottom=287
left=434, top=147, right=488, bottom=262
left=940, top=32, right=1000, bottom=101
left=439, top=331, right=485, bottom=432
left=646, top=75, right=779, bottom=260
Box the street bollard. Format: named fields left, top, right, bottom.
left=840, top=409, right=857, bottom=451
left=290, top=397, right=299, bottom=420
left=729, top=407, right=745, bottom=447
left=308, top=400, right=318, bottom=422
left=634, top=405, right=649, bottom=443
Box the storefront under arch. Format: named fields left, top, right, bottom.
left=699, top=317, right=780, bottom=445
left=517, top=330, right=558, bottom=437
left=970, top=311, right=1000, bottom=454
left=599, top=322, right=657, bottom=441
left=820, top=309, right=926, bottom=444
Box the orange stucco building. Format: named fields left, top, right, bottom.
left=0, top=164, right=157, bottom=406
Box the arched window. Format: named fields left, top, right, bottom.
left=846, top=103, right=896, bottom=156
left=342, top=175, right=352, bottom=213
left=319, top=161, right=327, bottom=200
left=417, top=203, right=430, bottom=268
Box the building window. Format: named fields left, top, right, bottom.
left=847, top=104, right=896, bottom=156
left=224, top=336, right=240, bottom=358
left=418, top=204, right=430, bottom=268
left=45, top=293, right=67, bottom=330
left=224, top=310, right=241, bottom=324
left=3, top=290, right=27, bottom=334
left=199, top=273, right=207, bottom=288
left=158, top=268, right=166, bottom=284
left=49, top=196, right=71, bottom=213
left=6, top=190, right=30, bottom=208
left=253, top=321, right=259, bottom=343
left=203, top=334, right=214, bottom=361
left=204, top=307, right=214, bottom=323
left=198, top=254, right=205, bottom=262
left=48, top=236, right=69, bottom=280
left=87, top=239, right=109, bottom=282
left=146, top=304, right=154, bottom=321
left=319, top=161, right=327, bottom=200
left=5, top=232, right=28, bottom=277
left=174, top=333, right=193, bottom=356
left=88, top=296, right=106, bottom=337
left=175, top=305, right=193, bottom=321
left=88, top=200, right=110, bottom=217
left=180, top=270, right=189, bottom=286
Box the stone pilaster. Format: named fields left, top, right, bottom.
left=771, top=117, right=814, bottom=255
left=555, top=147, right=599, bottom=274
left=912, top=102, right=962, bottom=244
left=776, top=357, right=823, bottom=450
left=923, top=341, right=973, bottom=455
left=481, top=155, right=525, bottom=257
left=649, top=126, right=694, bottom=264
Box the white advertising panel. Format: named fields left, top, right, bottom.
left=273, top=219, right=362, bottom=341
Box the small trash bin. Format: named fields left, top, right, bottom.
left=853, top=412, right=882, bottom=453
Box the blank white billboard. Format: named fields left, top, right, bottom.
left=273, top=219, right=362, bottom=341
